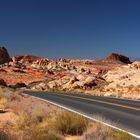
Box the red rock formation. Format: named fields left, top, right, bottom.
left=0, top=47, right=10, bottom=64
left=12, top=55, right=41, bottom=63
left=105, top=53, right=132, bottom=64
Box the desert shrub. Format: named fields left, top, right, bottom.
left=0, top=87, right=14, bottom=105
left=0, top=129, right=17, bottom=140
left=22, top=126, right=63, bottom=140
left=49, top=111, right=88, bottom=135
left=83, top=122, right=132, bottom=140
left=111, top=130, right=132, bottom=140
left=30, top=106, right=50, bottom=123
left=16, top=113, right=63, bottom=140
left=83, top=123, right=112, bottom=140
left=0, top=129, right=9, bottom=140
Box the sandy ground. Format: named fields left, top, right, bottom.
left=65, top=136, right=82, bottom=140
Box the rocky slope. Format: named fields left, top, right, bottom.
left=102, top=62, right=140, bottom=99
left=0, top=47, right=140, bottom=99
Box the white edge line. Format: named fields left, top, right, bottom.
left=23, top=93, right=140, bottom=139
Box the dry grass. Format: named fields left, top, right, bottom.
left=17, top=118, right=63, bottom=140
left=0, top=87, right=14, bottom=106
left=48, top=111, right=88, bottom=135
left=83, top=122, right=132, bottom=140
left=0, top=86, right=64, bottom=140
left=0, top=128, right=17, bottom=140
left=1, top=111, right=64, bottom=140
left=0, top=86, right=133, bottom=140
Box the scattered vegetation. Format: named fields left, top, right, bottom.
left=48, top=111, right=88, bottom=135
left=112, top=131, right=132, bottom=140
left=0, top=87, right=14, bottom=105
left=83, top=123, right=132, bottom=140
left=0, top=86, right=133, bottom=140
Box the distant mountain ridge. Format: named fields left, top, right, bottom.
left=0, top=46, right=137, bottom=65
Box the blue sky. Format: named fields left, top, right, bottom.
left=0, top=0, right=140, bottom=59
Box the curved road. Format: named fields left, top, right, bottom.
left=24, top=91, right=140, bottom=139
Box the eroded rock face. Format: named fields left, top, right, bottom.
left=105, top=53, right=132, bottom=64
left=0, top=47, right=10, bottom=64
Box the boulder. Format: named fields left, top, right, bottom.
left=69, top=76, right=78, bottom=84
left=47, top=81, right=58, bottom=89
left=84, top=76, right=96, bottom=87
left=47, top=62, right=58, bottom=70
left=77, top=74, right=86, bottom=81
left=72, top=81, right=84, bottom=88
left=32, top=82, right=48, bottom=90
left=0, top=47, right=10, bottom=64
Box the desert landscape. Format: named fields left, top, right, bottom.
left=0, top=80, right=132, bottom=140
left=0, top=47, right=138, bottom=140
left=1, top=0, right=140, bottom=139
left=1, top=47, right=140, bottom=100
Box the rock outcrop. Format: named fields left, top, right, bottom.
left=31, top=59, right=49, bottom=69
left=0, top=47, right=10, bottom=64
left=12, top=55, right=41, bottom=64
left=129, top=61, right=140, bottom=69
left=105, top=53, right=132, bottom=64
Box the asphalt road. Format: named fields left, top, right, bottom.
left=24, top=90, right=140, bottom=139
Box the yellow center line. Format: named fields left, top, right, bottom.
left=53, top=93, right=140, bottom=111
